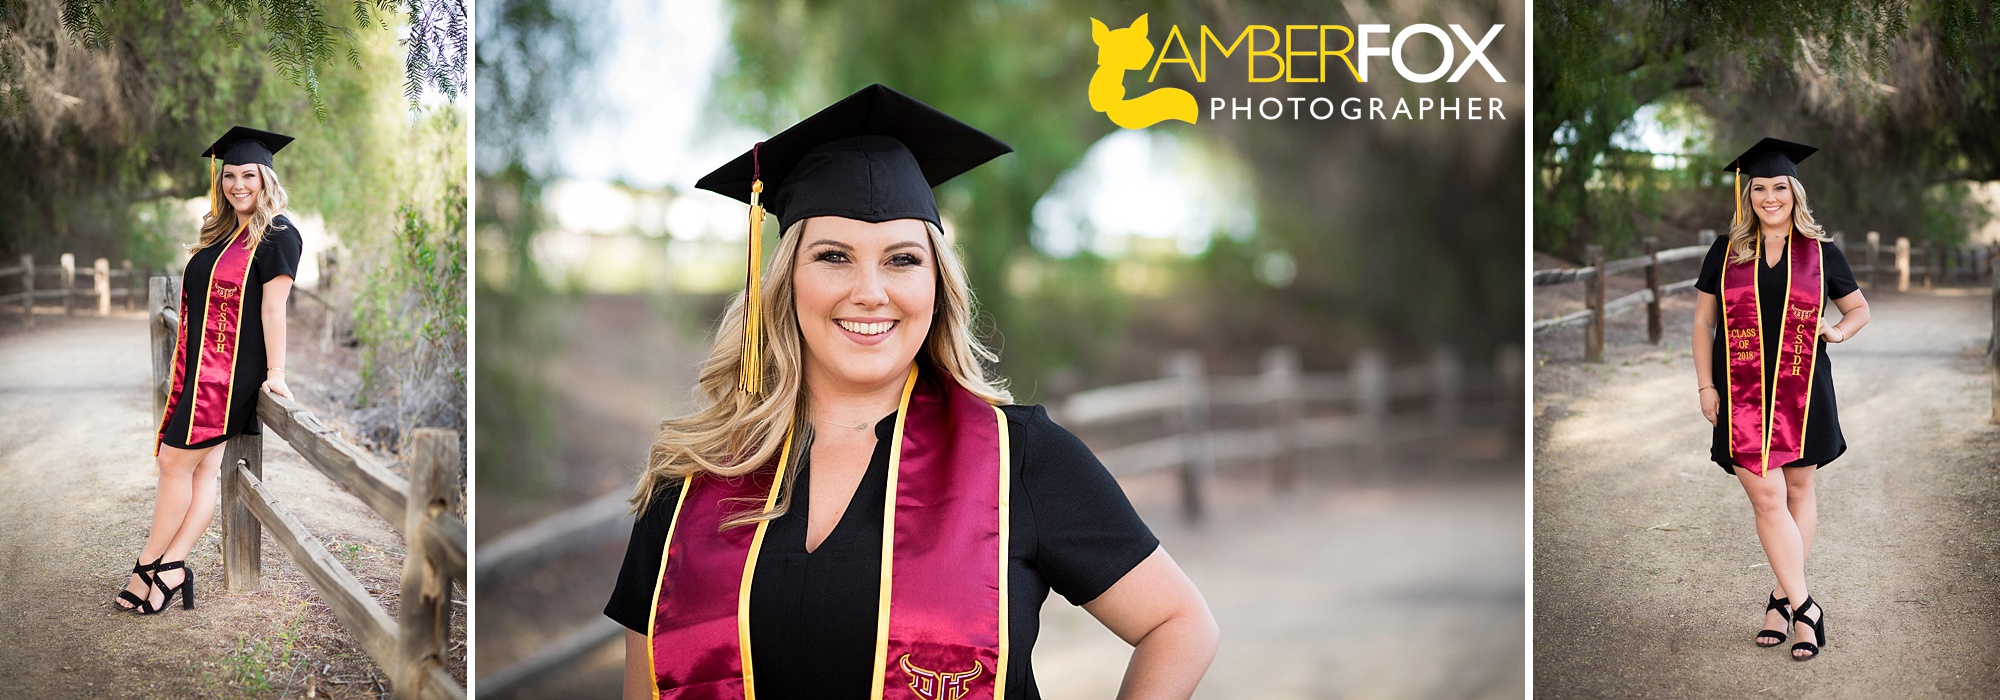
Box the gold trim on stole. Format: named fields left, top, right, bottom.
left=869, top=366, right=922, bottom=699
left=186, top=222, right=250, bottom=445
left=993, top=405, right=1011, bottom=700
left=1796, top=240, right=1823, bottom=462
left=1759, top=234, right=1781, bottom=476
left=644, top=478, right=694, bottom=700
left=738, top=432, right=794, bottom=699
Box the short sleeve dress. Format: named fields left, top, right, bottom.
left=159, top=215, right=304, bottom=450
left=1693, top=233, right=1859, bottom=474
left=604, top=404, right=1160, bottom=699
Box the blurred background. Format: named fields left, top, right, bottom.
left=476, top=0, right=1525, bottom=698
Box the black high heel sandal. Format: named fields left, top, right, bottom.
left=1755, top=593, right=1791, bottom=647
left=137, top=560, right=194, bottom=614
left=1790, top=596, right=1827, bottom=661
left=113, top=557, right=158, bottom=612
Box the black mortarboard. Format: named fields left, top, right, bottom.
left=201, top=126, right=295, bottom=167
left=696, top=84, right=1012, bottom=396
left=1721, top=137, right=1818, bottom=180
left=694, top=83, right=1013, bottom=233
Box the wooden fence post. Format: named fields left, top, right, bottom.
left=1644, top=237, right=1663, bottom=344
left=1354, top=349, right=1388, bottom=466
left=1585, top=244, right=1605, bottom=362
left=1896, top=237, right=1911, bottom=292
left=148, top=276, right=182, bottom=423
left=222, top=432, right=264, bottom=591
left=1496, top=343, right=1525, bottom=452
left=60, top=253, right=75, bottom=316
left=19, top=255, right=31, bottom=329
left=1432, top=346, right=1461, bottom=432
left=1261, top=346, right=1301, bottom=491
left=94, top=258, right=110, bottom=316
left=122, top=260, right=136, bottom=311
left=1867, top=232, right=1880, bottom=289
left=399, top=429, right=460, bottom=699
left=1164, top=352, right=1210, bottom=522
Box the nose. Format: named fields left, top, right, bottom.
left=849, top=264, right=889, bottom=308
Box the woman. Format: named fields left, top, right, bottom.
left=111, top=126, right=303, bottom=615
left=604, top=85, right=1219, bottom=699
left=1691, top=137, right=1869, bottom=661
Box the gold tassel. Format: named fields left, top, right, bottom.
left=207, top=157, right=220, bottom=218
left=1732, top=167, right=1742, bottom=227
left=740, top=178, right=767, bottom=395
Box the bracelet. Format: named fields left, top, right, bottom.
left=268, top=367, right=286, bottom=374
left=1697, top=385, right=1715, bottom=393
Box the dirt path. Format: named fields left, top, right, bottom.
left=1037, top=471, right=1525, bottom=700
left=0, top=315, right=425, bottom=699
left=1533, top=289, right=2000, bottom=698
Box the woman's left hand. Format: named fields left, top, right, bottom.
left=1818, top=319, right=1845, bottom=343
left=262, top=373, right=293, bottom=399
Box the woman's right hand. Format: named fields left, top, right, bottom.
left=1699, top=386, right=1719, bottom=425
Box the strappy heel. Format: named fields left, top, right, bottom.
left=1755, top=593, right=1790, bottom=647
left=1790, top=596, right=1827, bottom=661
left=138, top=560, right=194, bottom=614
left=113, top=557, right=159, bottom=612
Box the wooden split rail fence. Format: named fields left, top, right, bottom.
left=469, top=343, right=1523, bottom=698
left=151, top=277, right=466, bottom=700
left=1536, top=232, right=2000, bottom=363
left=1, top=253, right=148, bottom=328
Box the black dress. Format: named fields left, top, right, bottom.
left=605, top=404, right=1160, bottom=700
left=1693, top=234, right=1859, bottom=474
left=159, top=216, right=304, bottom=450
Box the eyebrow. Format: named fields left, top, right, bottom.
left=805, top=239, right=928, bottom=253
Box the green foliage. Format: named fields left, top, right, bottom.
left=10, top=0, right=466, bottom=119
left=473, top=0, right=600, bottom=493
left=216, top=619, right=305, bottom=694
left=348, top=105, right=467, bottom=439
left=1536, top=0, right=2000, bottom=257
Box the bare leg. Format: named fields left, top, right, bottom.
left=1737, top=466, right=1808, bottom=644
left=119, top=443, right=217, bottom=608
left=1763, top=465, right=1820, bottom=636
left=1782, top=465, right=1821, bottom=656
left=152, top=445, right=228, bottom=597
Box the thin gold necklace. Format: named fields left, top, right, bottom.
left=812, top=416, right=874, bottom=432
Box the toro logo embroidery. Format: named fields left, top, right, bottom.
left=898, top=654, right=984, bottom=700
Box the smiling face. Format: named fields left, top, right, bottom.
left=791, top=216, right=937, bottom=396
left=1747, top=175, right=1795, bottom=231
left=220, top=163, right=264, bottom=215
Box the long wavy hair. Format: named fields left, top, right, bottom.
left=193, top=163, right=290, bottom=251
left=635, top=218, right=1012, bottom=527
left=1727, top=174, right=1830, bottom=265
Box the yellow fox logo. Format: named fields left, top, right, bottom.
left=1089, top=14, right=1198, bottom=129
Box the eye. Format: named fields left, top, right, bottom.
left=813, top=249, right=849, bottom=264
left=888, top=252, right=924, bottom=267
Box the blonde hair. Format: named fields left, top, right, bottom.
left=194, top=163, right=290, bottom=251
left=635, top=218, right=1012, bottom=527
left=1727, top=174, right=1830, bottom=265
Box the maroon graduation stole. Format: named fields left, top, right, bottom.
left=1720, top=232, right=1824, bottom=476
left=155, top=222, right=256, bottom=453
left=647, top=365, right=1011, bottom=700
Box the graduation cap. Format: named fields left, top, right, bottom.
left=201, top=126, right=295, bottom=216
left=1722, top=137, right=1818, bottom=225
left=695, top=84, right=1013, bottom=394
